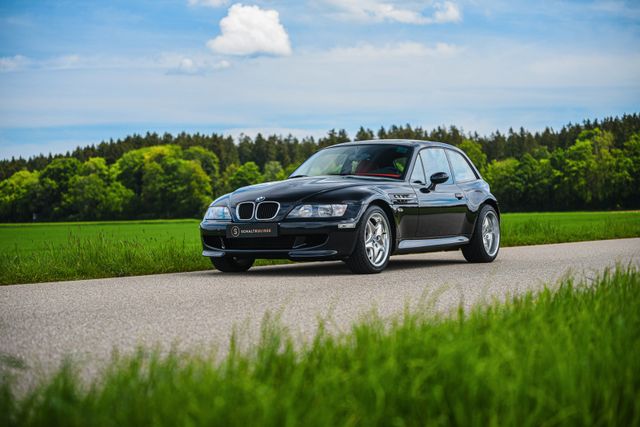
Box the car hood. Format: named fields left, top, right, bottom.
left=227, top=176, right=377, bottom=205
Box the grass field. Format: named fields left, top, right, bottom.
left=2, top=266, right=638, bottom=426
left=1, top=211, right=639, bottom=285
left=501, top=211, right=640, bottom=246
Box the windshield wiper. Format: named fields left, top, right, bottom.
left=288, top=174, right=307, bottom=179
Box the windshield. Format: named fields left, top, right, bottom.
left=291, top=144, right=412, bottom=180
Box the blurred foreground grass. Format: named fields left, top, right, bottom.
left=1, top=211, right=639, bottom=285
left=2, top=266, right=638, bottom=426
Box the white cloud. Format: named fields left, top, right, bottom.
left=0, top=55, right=30, bottom=72
left=215, top=59, right=231, bottom=69
left=207, top=4, right=292, bottom=56
left=2, top=39, right=639, bottom=157
left=171, top=56, right=231, bottom=74
left=432, top=1, right=461, bottom=23
left=368, top=3, right=429, bottom=24
left=0, top=52, right=233, bottom=76
left=48, top=55, right=82, bottom=69
left=326, top=42, right=460, bottom=58
left=324, top=0, right=462, bottom=25
left=187, top=0, right=228, bottom=8
left=177, top=57, right=198, bottom=74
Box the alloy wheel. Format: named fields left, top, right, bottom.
left=482, top=211, right=500, bottom=257
left=364, top=212, right=390, bottom=267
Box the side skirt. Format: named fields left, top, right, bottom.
left=395, top=236, right=469, bottom=254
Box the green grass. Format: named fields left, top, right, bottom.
left=1, top=211, right=639, bottom=285
left=2, top=267, right=639, bottom=426
left=500, top=210, right=640, bottom=246
left=0, top=219, right=201, bottom=254
left=0, top=220, right=285, bottom=285
left=0, top=220, right=209, bottom=285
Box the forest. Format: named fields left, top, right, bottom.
left=1, top=113, right=639, bottom=221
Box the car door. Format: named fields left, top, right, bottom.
left=413, top=148, right=468, bottom=238
left=445, top=148, right=481, bottom=236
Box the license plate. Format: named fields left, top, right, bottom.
left=226, top=223, right=278, bottom=238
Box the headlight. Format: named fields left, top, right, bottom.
left=204, top=206, right=232, bottom=221
left=287, top=204, right=348, bottom=218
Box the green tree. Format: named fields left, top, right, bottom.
left=114, top=145, right=210, bottom=218
left=253, top=134, right=277, bottom=169
left=623, top=133, right=640, bottom=207
left=184, top=146, right=220, bottom=195
left=318, top=129, right=350, bottom=148
left=554, top=128, right=623, bottom=209
left=263, top=161, right=286, bottom=182
left=459, top=139, right=487, bottom=173
left=141, top=157, right=211, bottom=218
left=114, top=149, right=146, bottom=195
left=581, top=129, right=616, bottom=206
left=78, top=157, right=110, bottom=180
left=115, top=145, right=184, bottom=196
left=518, top=154, right=556, bottom=211
left=355, top=127, right=375, bottom=141
left=237, top=135, right=254, bottom=165
left=484, top=158, right=525, bottom=211
left=608, top=147, right=633, bottom=208
left=3, top=114, right=640, bottom=221
left=61, top=174, right=133, bottom=220
left=59, top=157, right=134, bottom=220
left=220, top=163, right=239, bottom=195
left=562, top=141, right=592, bottom=206
left=229, top=162, right=263, bottom=190
left=0, top=170, right=40, bottom=221
left=37, top=158, right=82, bottom=219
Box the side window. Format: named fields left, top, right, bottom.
left=447, top=150, right=478, bottom=182
left=420, top=149, right=453, bottom=185
left=409, top=156, right=426, bottom=184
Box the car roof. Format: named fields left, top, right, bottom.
left=330, top=139, right=460, bottom=151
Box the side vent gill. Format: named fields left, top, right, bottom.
left=390, top=193, right=417, bottom=204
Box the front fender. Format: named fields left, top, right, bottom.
left=340, top=189, right=416, bottom=251
left=310, top=185, right=398, bottom=216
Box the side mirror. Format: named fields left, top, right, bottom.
left=424, top=172, right=449, bottom=192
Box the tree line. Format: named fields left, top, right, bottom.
left=0, top=114, right=639, bottom=221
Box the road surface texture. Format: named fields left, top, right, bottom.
left=1, top=238, right=639, bottom=387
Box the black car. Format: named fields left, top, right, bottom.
left=200, top=139, right=500, bottom=274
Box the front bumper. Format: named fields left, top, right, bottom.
left=200, top=220, right=359, bottom=261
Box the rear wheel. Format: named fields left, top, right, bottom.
left=462, top=205, right=500, bottom=263
left=211, top=256, right=254, bottom=273
left=345, top=206, right=392, bottom=274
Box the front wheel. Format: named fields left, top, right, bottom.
left=211, top=256, right=254, bottom=273
left=462, top=205, right=500, bottom=263
left=345, top=206, right=392, bottom=274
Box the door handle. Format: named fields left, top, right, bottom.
left=455, top=193, right=464, bottom=200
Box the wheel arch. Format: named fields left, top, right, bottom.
left=467, top=197, right=500, bottom=237
left=366, top=199, right=398, bottom=253
left=481, top=197, right=500, bottom=219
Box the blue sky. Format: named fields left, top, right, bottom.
left=1, top=0, right=639, bottom=159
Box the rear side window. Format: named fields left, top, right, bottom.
left=447, top=150, right=477, bottom=182
left=420, top=149, right=453, bottom=184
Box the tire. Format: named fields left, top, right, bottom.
left=211, top=256, right=254, bottom=273
left=345, top=206, right=392, bottom=274
left=462, top=204, right=500, bottom=263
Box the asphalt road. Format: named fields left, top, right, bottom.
left=1, top=238, right=639, bottom=385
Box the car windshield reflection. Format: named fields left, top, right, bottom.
left=290, top=144, right=413, bottom=180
